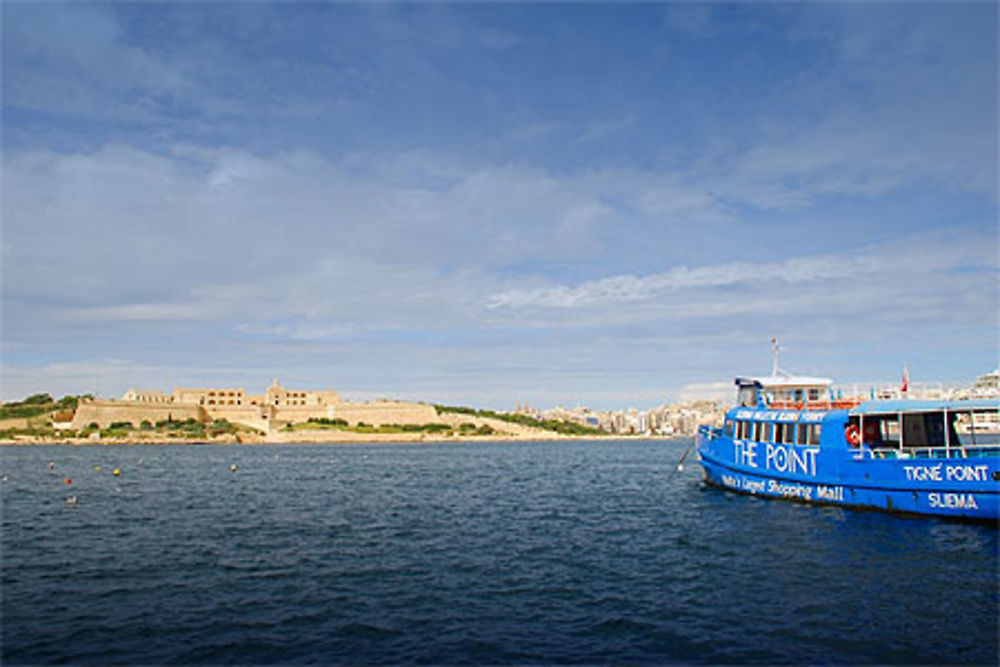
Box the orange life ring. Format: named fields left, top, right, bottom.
left=845, top=424, right=861, bottom=447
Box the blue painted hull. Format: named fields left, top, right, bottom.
left=697, top=424, right=1000, bottom=522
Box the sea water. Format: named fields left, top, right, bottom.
left=2, top=440, right=997, bottom=664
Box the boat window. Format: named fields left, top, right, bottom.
left=764, top=424, right=781, bottom=442
left=808, top=424, right=822, bottom=446
left=903, top=412, right=957, bottom=447
left=796, top=423, right=809, bottom=445
left=724, top=420, right=734, bottom=437
left=808, top=388, right=821, bottom=401
left=782, top=423, right=796, bottom=444
left=900, top=412, right=950, bottom=448
left=752, top=422, right=763, bottom=441
left=876, top=416, right=901, bottom=447
left=738, top=386, right=757, bottom=407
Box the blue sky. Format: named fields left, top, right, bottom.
left=2, top=2, right=997, bottom=409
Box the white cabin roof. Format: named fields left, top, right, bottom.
left=738, top=375, right=833, bottom=389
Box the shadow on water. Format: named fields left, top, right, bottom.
left=2, top=441, right=997, bottom=664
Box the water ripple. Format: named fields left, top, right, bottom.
left=2, top=441, right=997, bottom=664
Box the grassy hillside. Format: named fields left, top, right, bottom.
left=434, top=405, right=606, bottom=436
left=0, top=393, right=87, bottom=420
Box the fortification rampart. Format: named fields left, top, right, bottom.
left=330, top=401, right=439, bottom=426
left=69, top=397, right=440, bottom=433
left=71, top=401, right=204, bottom=429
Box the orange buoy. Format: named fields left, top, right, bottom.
left=64, top=478, right=72, bottom=485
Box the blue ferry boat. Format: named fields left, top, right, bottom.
left=696, top=370, right=1000, bottom=521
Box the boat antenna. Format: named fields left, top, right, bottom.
left=771, top=338, right=791, bottom=378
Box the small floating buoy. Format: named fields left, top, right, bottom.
left=677, top=464, right=684, bottom=472
left=230, top=464, right=238, bottom=473
left=66, top=496, right=77, bottom=507
left=94, top=466, right=103, bottom=472
left=64, top=478, right=72, bottom=485
left=48, top=462, right=55, bottom=470
left=112, top=468, right=120, bottom=477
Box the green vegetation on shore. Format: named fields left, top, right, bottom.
left=434, top=405, right=607, bottom=436
left=283, top=417, right=496, bottom=437
left=0, top=393, right=89, bottom=420
left=0, top=409, right=248, bottom=442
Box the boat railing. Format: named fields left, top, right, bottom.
left=834, top=381, right=948, bottom=401
left=767, top=382, right=951, bottom=412
left=857, top=445, right=1000, bottom=460
left=697, top=424, right=721, bottom=441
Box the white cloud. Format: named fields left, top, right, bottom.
left=487, top=255, right=835, bottom=310
left=678, top=381, right=733, bottom=404
left=484, top=233, right=996, bottom=338
left=0, top=359, right=161, bottom=400
left=5, top=142, right=995, bottom=351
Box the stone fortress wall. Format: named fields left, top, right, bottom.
left=70, top=379, right=438, bottom=432
left=71, top=401, right=205, bottom=430
left=328, top=401, right=439, bottom=427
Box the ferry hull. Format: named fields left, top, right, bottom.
left=698, top=444, right=999, bottom=522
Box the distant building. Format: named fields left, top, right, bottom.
left=953, top=369, right=1000, bottom=399
left=170, top=380, right=340, bottom=408
left=121, top=389, right=174, bottom=404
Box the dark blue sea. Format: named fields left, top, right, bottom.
left=2, top=440, right=997, bottom=665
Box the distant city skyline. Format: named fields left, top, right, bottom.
left=3, top=2, right=997, bottom=410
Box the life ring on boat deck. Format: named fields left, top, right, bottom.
left=845, top=424, right=861, bottom=447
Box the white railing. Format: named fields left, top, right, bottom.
left=832, top=381, right=948, bottom=402
left=862, top=444, right=1000, bottom=460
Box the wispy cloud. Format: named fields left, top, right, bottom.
left=485, top=233, right=996, bottom=328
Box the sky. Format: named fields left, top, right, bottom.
left=2, top=1, right=997, bottom=410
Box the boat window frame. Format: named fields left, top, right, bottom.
left=769, top=422, right=781, bottom=443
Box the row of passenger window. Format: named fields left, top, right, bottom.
left=724, top=420, right=823, bottom=447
